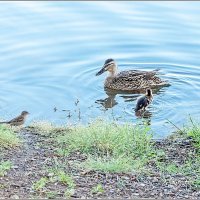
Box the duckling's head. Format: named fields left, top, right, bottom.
left=21, top=111, right=30, bottom=116
left=146, top=88, right=152, bottom=97
left=96, top=58, right=118, bottom=76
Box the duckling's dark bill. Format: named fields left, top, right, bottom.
left=96, top=68, right=105, bottom=76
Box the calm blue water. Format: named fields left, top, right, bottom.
left=0, top=1, right=200, bottom=138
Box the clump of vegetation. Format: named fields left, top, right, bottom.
left=48, top=166, right=75, bottom=187
left=154, top=117, right=200, bottom=188
left=57, top=170, right=75, bottom=187
left=0, top=124, right=20, bottom=149
left=169, top=117, right=200, bottom=149
left=46, top=165, right=76, bottom=198
left=183, top=117, right=200, bottom=148
left=32, top=177, right=48, bottom=191
left=28, top=121, right=56, bottom=136
left=182, top=119, right=200, bottom=188
left=57, top=119, right=154, bottom=173
left=46, top=191, right=59, bottom=199
left=156, top=162, right=179, bottom=174
left=32, top=168, right=76, bottom=197
left=55, top=170, right=75, bottom=197
left=192, top=178, right=200, bottom=189
left=0, top=160, right=12, bottom=177
left=91, top=184, right=104, bottom=194
left=28, top=121, right=70, bottom=136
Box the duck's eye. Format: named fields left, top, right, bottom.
left=104, top=66, right=110, bottom=71
left=104, top=66, right=109, bottom=70
left=105, top=63, right=113, bottom=70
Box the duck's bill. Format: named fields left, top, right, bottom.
left=96, top=68, right=106, bottom=76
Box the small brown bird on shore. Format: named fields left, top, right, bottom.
left=0, top=111, right=29, bottom=126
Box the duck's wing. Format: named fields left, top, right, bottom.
left=135, top=96, right=149, bottom=112
left=107, top=68, right=169, bottom=91
left=110, top=75, right=145, bottom=91
left=111, top=71, right=156, bottom=88
left=118, top=70, right=158, bottom=79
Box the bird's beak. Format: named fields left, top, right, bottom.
left=96, top=65, right=106, bottom=76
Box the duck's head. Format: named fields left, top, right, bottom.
left=21, top=111, right=30, bottom=116
left=96, top=58, right=117, bottom=76
left=146, top=88, right=152, bottom=97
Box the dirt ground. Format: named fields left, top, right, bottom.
left=0, top=128, right=200, bottom=199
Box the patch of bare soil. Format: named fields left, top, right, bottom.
left=0, top=129, right=200, bottom=199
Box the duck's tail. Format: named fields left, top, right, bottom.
left=153, top=68, right=161, bottom=72
left=151, top=68, right=161, bottom=76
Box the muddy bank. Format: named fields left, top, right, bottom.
left=0, top=128, right=199, bottom=199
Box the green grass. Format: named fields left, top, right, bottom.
left=57, top=170, right=75, bottom=187
left=192, top=178, right=200, bottom=189
left=82, top=155, right=148, bottom=173
left=0, top=183, right=6, bottom=189
left=0, top=125, right=20, bottom=149
left=48, top=169, right=75, bottom=187
left=32, top=177, right=48, bottom=191
left=32, top=168, right=76, bottom=197
left=28, top=121, right=71, bottom=137
left=157, top=162, right=179, bottom=174
left=56, top=170, right=75, bottom=198
left=91, top=184, right=104, bottom=194
left=0, top=160, right=12, bottom=177
left=55, top=148, right=69, bottom=157
left=154, top=118, right=200, bottom=187
left=183, top=117, right=200, bottom=148
left=47, top=166, right=76, bottom=198
left=28, top=121, right=56, bottom=136
left=46, top=191, right=59, bottom=199
left=155, top=157, right=200, bottom=189
left=57, top=119, right=154, bottom=173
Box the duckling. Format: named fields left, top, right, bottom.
left=135, top=89, right=153, bottom=112
left=96, top=58, right=169, bottom=92
left=0, top=111, right=29, bottom=126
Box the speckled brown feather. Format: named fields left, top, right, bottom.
left=105, top=70, right=168, bottom=91
left=0, top=111, right=29, bottom=126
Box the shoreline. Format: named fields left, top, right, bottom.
left=0, top=121, right=199, bottom=199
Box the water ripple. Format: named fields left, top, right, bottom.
left=0, top=2, right=200, bottom=137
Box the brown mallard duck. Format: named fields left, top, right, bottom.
left=96, top=58, right=169, bottom=92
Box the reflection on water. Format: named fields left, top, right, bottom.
left=95, top=95, right=118, bottom=110
left=0, top=2, right=200, bottom=138
left=95, top=86, right=167, bottom=126
left=135, top=110, right=152, bottom=119
left=135, top=110, right=152, bottom=126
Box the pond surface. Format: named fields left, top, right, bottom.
left=0, top=1, right=200, bottom=138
